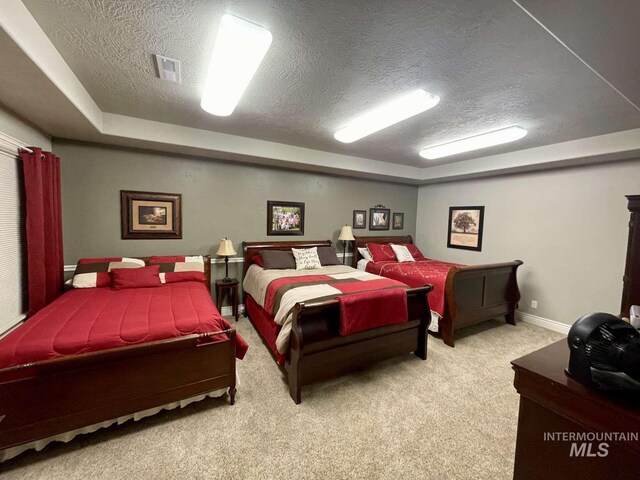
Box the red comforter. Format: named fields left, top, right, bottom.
left=0, top=282, right=248, bottom=370
left=365, top=259, right=461, bottom=316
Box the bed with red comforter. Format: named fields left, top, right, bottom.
left=354, top=236, right=523, bottom=347
left=0, top=255, right=246, bottom=462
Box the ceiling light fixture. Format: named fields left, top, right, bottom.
left=333, top=89, right=440, bottom=143
left=201, top=14, right=272, bottom=116
left=419, top=126, right=528, bottom=159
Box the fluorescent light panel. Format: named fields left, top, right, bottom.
left=201, top=14, right=272, bottom=116
left=334, top=89, right=440, bottom=143
left=419, top=126, right=528, bottom=159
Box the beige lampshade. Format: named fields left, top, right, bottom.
left=216, top=238, right=237, bottom=256
left=338, top=225, right=355, bottom=241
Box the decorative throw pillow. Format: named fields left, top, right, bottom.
left=366, top=243, right=396, bottom=262
left=398, top=243, right=426, bottom=260
left=317, top=246, right=341, bottom=266
left=391, top=244, right=415, bottom=263
left=292, top=247, right=322, bottom=270
left=357, top=247, right=373, bottom=261
left=72, top=257, right=145, bottom=288
left=112, top=265, right=162, bottom=290
left=148, top=255, right=205, bottom=273
left=252, top=255, right=264, bottom=267
left=159, top=271, right=206, bottom=284
left=260, top=250, right=297, bottom=269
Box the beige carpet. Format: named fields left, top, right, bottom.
left=1, top=318, right=562, bottom=480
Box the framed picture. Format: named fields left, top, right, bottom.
left=369, top=207, right=391, bottom=231
left=121, top=190, right=182, bottom=239
left=353, top=210, right=367, bottom=229
left=392, top=212, right=404, bottom=230
left=267, top=201, right=305, bottom=235
left=447, top=206, right=484, bottom=251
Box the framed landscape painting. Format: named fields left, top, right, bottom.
left=267, top=201, right=305, bottom=235
left=447, top=206, right=484, bottom=251
left=121, top=190, right=182, bottom=239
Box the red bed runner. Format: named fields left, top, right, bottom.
left=365, top=259, right=461, bottom=316
left=0, top=282, right=248, bottom=370
left=338, top=288, right=407, bottom=336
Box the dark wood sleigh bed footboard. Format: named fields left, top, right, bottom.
left=0, top=330, right=236, bottom=453
left=242, top=239, right=431, bottom=404
left=286, top=286, right=431, bottom=404
left=353, top=235, right=523, bottom=347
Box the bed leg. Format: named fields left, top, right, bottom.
left=229, top=387, right=237, bottom=405
left=505, top=311, right=516, bottom=325
left=441, top=320, right=455, bottom=347
left=415, top=321, right=428, bottom=360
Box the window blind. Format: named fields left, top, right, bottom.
left=0, top=152, right=26, bottom=334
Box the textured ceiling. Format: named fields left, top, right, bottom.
left=21, top=0, right=640, bottom=167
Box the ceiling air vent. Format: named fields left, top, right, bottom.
left=154, top=54, right=181, bottom=84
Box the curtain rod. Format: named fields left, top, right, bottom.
left=0, top=131, right=34, bottom=154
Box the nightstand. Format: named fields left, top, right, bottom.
left=215, top=278, right=239, bottom=322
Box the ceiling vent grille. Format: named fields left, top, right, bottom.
left=154, top=54, right=181, bottom=84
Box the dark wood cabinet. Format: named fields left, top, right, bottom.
left=621, top=195, right=640, bottom=317
left=512, top=341, right=640, bottom=480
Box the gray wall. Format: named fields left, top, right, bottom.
left=0, top=105, right=50, bottom=149
left=56, top=140, right=418, bottom=286
left=416, top=160, right=640, bottom=326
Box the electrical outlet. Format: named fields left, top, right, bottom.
left=531, top=300, right=538, bottom=309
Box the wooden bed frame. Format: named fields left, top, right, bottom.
left=0, top=255, right=238, bottom=456
left=242, top=240, right=432, bottom=404
left=353, top=236, right=523, bottom=347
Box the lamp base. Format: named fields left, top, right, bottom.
left=221, top=277, right=233, bottom=283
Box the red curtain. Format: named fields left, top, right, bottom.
left=20, top=147, right=64, bottom=315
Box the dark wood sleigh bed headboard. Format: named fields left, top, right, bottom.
left=352, top=235, right=413, bottom=268
left=241, top=240, right=333, bottom=280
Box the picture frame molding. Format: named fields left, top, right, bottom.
left=447, top=205, right=485, bottom=251
left=267, top=200, right=305, bottom=236
left=392, top=212, right=404, bottom=230
left=353, top=209, right=367, bottom=229
left=369, top=207, right=391, bottom=231
left=120, top=190, right=182, bottom=239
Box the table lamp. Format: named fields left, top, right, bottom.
left=216, top=237, right=237, bottom=282
left=338, top=225, right=355, bottom=265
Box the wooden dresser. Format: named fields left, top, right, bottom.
left=621, top=194, right=640, bottom=317
left=511, top=340, right=640, bottom=480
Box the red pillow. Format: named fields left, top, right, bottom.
left=162, top=271, right=206, bottom=284
left=400, top=244, right=426, bottom=260
left=111, top=265, right=161, bottom=290
left=252, top=255, right=264, bottom=267
left=366, top=243, right=396, bottom=262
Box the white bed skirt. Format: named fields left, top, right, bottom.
left=0, top=387, right=229, bottom=463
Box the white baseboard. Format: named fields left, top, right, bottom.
left=517, top=311, right=571, bottom=335
left=220, top=304, right=245, bottom=317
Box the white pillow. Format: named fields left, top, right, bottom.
left=357, top=247, right=373, bottom=261
left=391, top=244, right=415, bottom=263
left=292, top=247, right=322, bottom=270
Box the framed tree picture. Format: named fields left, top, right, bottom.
left=447, top=206, right=484, bottom=251
left=353, top=210, right=366, bottom=229
left=392, top=213, right=404, bottom=230
left=267, top=201, right=305, bottom=235
left=121, top=190, right=182, bottom=239
left=369, top=206, right=390, bottom=231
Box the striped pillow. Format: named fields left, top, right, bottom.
left=72, top=257, right=145, bottom=288
left=148, top=256, right=206, bottom=284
